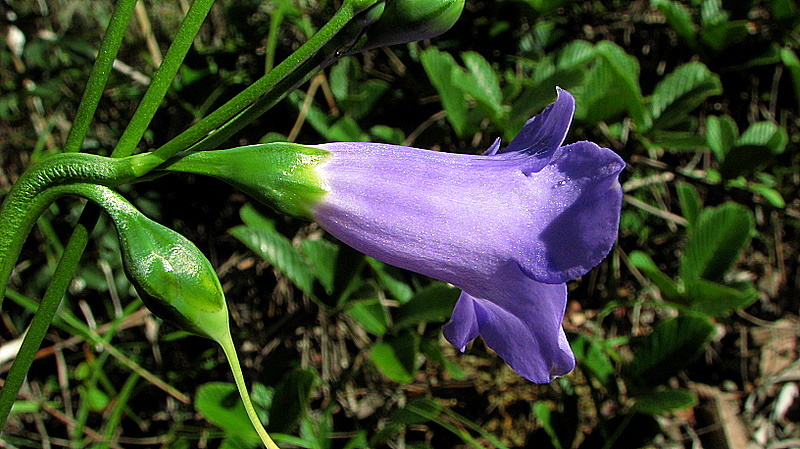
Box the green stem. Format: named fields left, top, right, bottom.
left=0, top=205, right=97, bottom=427
left=63, top=0, right=138, bottom=153
left=0, top=152, right=161, bottom=309
left=219, top=333, right=280, bottom=449
left=150, top=0, right=382, bottom=161
left=113, top=0, right=217, bottom=158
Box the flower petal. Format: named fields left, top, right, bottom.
left=517, top=140, right=625, bottom=284
left=444, top=277, right=575, bottom=383
left=504, top=87, right=575, bottom=161
left=442, top=291, right=481, bottom=351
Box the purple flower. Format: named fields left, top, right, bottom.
left=311, top=88, right=624, bottom=382
left=162, top=88, right=624, bottom=383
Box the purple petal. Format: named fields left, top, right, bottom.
left=516, top=140, right=625, bottom=284
left=504, top=87, right=575, bottom=161
left=445, top=274, right=575, bottom=383
left=482, top=138, right=502, bottom=156
left=442, top=291, right=480, bottom=351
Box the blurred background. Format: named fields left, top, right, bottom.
left=0, top=0, right=798, bottom=447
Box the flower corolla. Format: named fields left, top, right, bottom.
left=163, top=88, right=624, bottom=383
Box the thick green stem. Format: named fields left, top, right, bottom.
left=0, top=206, right=97, bottom=428
left=0, top=153, right=161, bottom=309
left=64, top=0, right=138, bottom=153
left=151, top=0, right=383, bottom=161
left=113, top=0, right=217, bottom=158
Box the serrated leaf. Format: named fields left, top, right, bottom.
left=629, top=251, right=681, bottom=301
left=685, top=279, right=759, bottom=316
left=371, top=332, right=419, bottom=383
left=394, top=283, right=460, bottom=328
left=625, top=315, right=715, bottom=387
left=230, top=223, right=316, bottom=296
left=676, top=181, right=702, bottom=226
left=633, top=388, right=698, bottom=415
left=595, top=41, right=647, bottom=127
left=453, top=51, right=506, bottom=126
left=680, top=202, right=754, bottom=283
left=195, top=382, right=261, bottom=445
left=652, top=0, right=698, bottom=45
left=556, top=40, right=597, bottom=69
left=300, top=238, right=339, bottom=295
left=346, top=300, right=389, bottom=336
left=705, top=114, right=739, bottom=161
left=421, top=47, right=470, bottom=136
left=737, top=121, right=788, bottom=154
left=648, top=62, right=721, bottom=131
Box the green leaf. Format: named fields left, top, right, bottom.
left=390, top=398, right=443, bottom=424
left=702, top=20, right=750, bottom=51
left=346, top=300, right=389, bottom=336
left=628, top=251, right=681, bottom=301
left=420, top=337, right=466, bottom=380
left=680, top=202, right=754, bottom=283
left=718, top=120, right=788, bottom=178
left=453, top=51, right=506, bottom=126
left=571, top=334, right=616, bottom=388
left=595, top=41, right=647, bottom=127
left=531, top=400, right=578, bottom=449
left=769, top=0, right=799, bottom=21
left=737, top=121, right=788, bottom=154
left=632, top=388, right=698, bottom=415
left=625, top=315, right=715, bottom=387
left=394, top=283, right=460, bottom=328
left=365, top=258, right=414, bottom=303
left=652, top=0, right=697, bottom=45
left=648, top=62, right=722, bottom=131
left=705, top=114, right=739, bottom=161
left=748, top=183, right=786, bottom=208
left=300, top=238, right=339, bottom=295
left=195, top=382, right=261, bottom=445
left=370, top=331, right=419, bottom=383
left=676, top=181, right=702, bottom=226
left=267, top=368, right=317, bottom=433
left=231, top=205, right=316, bottom=297
left=684, top=279, right=759, bottom=316
left=421, top=47, right=471, bottom=136
left=781, top=47, right=800, bottom=111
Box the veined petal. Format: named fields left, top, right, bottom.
left=444, top=274, right=574, bottom=383
left=504, top=87, right=575, bottom=163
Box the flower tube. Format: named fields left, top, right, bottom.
left=163, top=88, right=625, bottom=383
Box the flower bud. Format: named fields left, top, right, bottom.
left=348, top=0, right=464, bottom=53
left=92, top=187, right=230, bottom=342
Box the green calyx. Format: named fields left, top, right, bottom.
left=162, top=143, right=330, bottom=220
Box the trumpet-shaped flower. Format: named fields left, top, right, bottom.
left=163, top=88, right=624, bottom=383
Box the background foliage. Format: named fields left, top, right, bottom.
left=1, top=0, right=799, bottom=448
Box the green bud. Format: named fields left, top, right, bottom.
left=349, top=0, right=464, bottom=52
left=162, top=143, right=329, bottom=220
left=92, top=187, right=229, bottom=341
